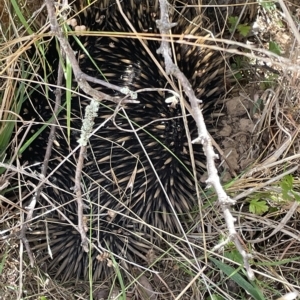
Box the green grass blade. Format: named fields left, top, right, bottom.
left=10, top=0, right=33, bottom=34
left=210, top=257, right=265, bottom=300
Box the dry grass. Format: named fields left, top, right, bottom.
left=1, top=0, right=300, bottom=299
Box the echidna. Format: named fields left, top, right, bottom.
left=15, top=0, right=256, bottom=281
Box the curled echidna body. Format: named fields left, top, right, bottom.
left=15, top=0, right=255, bottom=281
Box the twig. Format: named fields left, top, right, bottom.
left=156, top=0, right=254, bottom=280
left=35, top=62, right=64, bottom=204
left=44, top=0, right=136, bottom=104
left=75, top=99, right=99, bottom=252
left=18, top=48, right=64, bottom=269
left=43, top=0, right=143, bottom=251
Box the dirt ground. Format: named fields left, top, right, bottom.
left=1, top=1, right=300, bottom=300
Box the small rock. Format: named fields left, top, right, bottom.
left=218, top=124, right=232, bottom=137
left=226, top=96, right=250, bottom=117
left=224, top=147, right=239, bottom=170
left=239, top=118, right=254, bottom=133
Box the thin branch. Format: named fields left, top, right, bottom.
left=44, top=0, right=136, bottom=104
left=156, top=0, right=254, bottom=280
left=43, top=0, right=140, bottom=251
left=18, top=47, right=64, bottom=267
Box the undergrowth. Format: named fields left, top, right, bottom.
left=0, top=1, right=300, bottom=300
